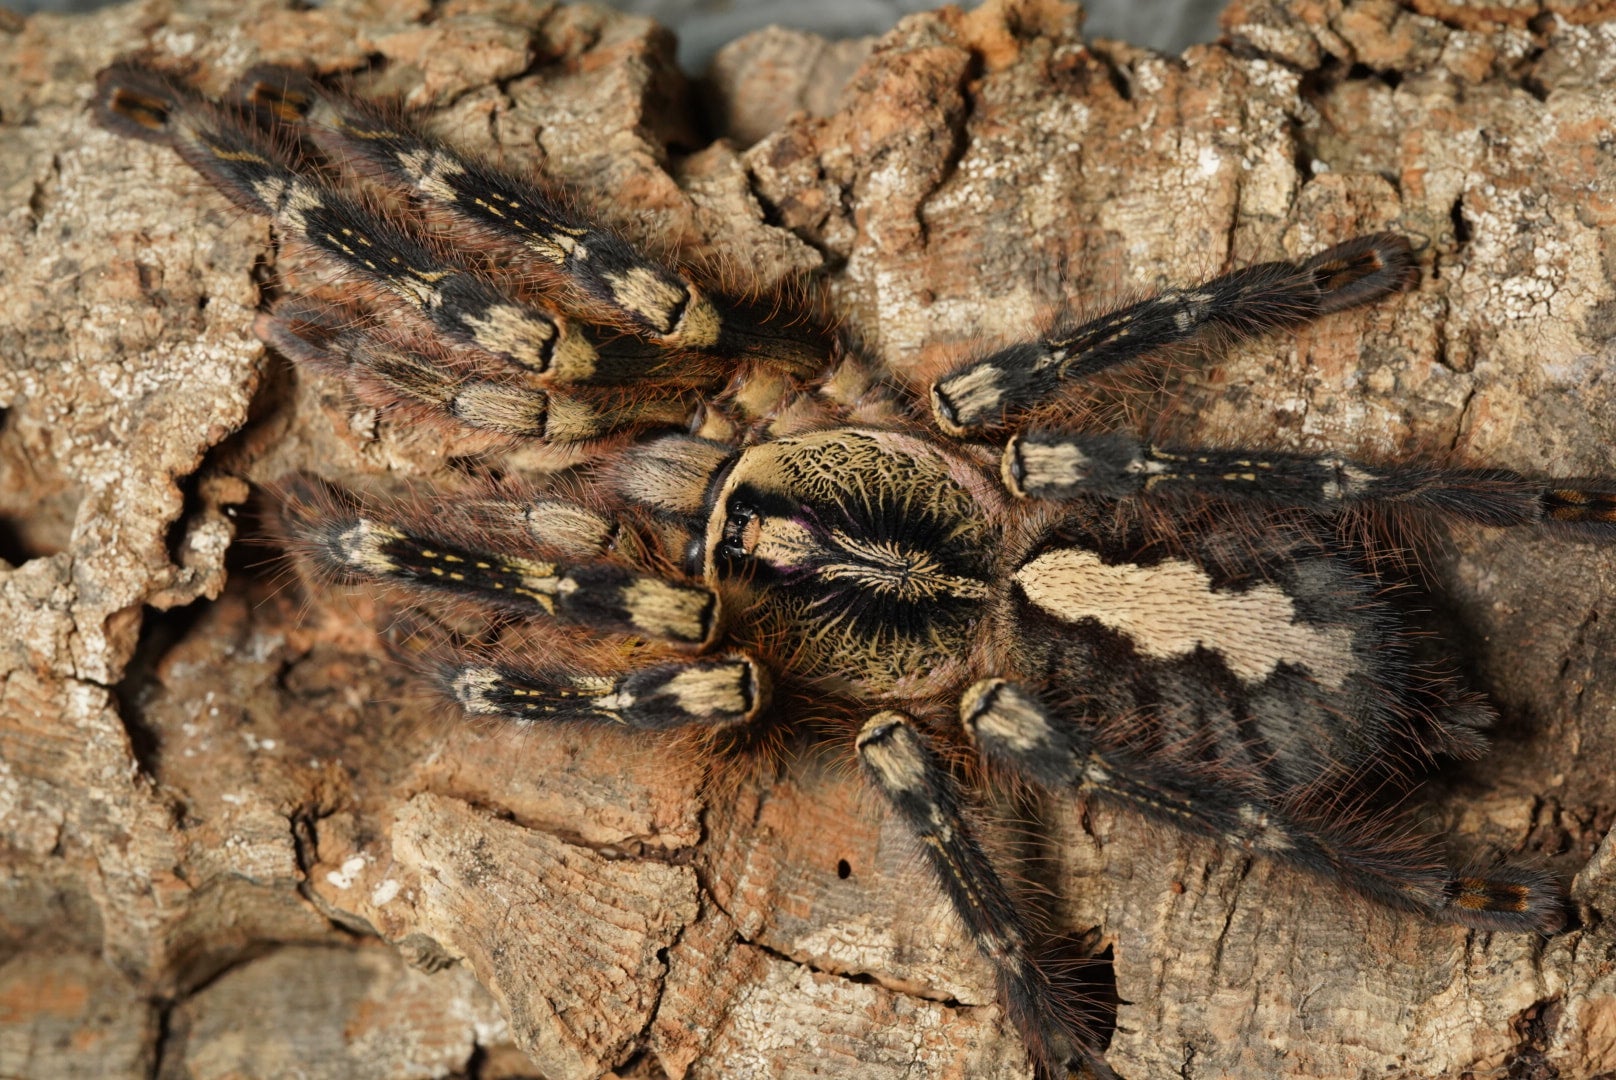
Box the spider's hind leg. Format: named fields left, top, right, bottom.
left=931, top=235, right=1418, bottom=436
left=959, top=678, right=1569, bottom=934
left=856, top=712, right=1116, bottom=1080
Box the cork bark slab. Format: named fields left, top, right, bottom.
left=2, top=0, right=1614, bottom=1077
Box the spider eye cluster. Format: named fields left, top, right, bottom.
left=716, top=500, right=762, bottom=562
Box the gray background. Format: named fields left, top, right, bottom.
left=2, top=0, right=1228, bottom=61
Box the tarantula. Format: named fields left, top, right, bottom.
left=94, top=58, right=1615, bottom=1079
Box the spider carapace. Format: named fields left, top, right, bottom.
left=95, top=57, right=1616, bottom=1079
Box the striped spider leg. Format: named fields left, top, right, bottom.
left=921, top=236, right=1614, bottom=946
left=857, top=712, right=1117, bottom=1080
left=277, top=475, right=767, bottom=736
left=94, top=63, right=824, bottom=449
left=959, top=678, right=1564, bottom=932
left=930, top=234, right=1422, bottom=436
left=1002, top=429, right=1616, bottom=530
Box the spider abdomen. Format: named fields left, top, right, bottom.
left=1004, top=510, right=1423, bottom=792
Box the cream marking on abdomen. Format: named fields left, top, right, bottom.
left=1015, top=547, right=1355, bottom=689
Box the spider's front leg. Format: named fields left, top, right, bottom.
left=288, top=495, right=717, bottom=645
left=856, top=712, right=1116, bottom=1080
left=931, top=235, right=1418, bottom=436
left=443, top=655, right=766, bottom=732
left=94, top=63, right=780, bottom=450
left=279, top=480, right=766, bottom=732
left=233, top=64, right=833, bottom=380
left=257, top=300, right=695, bottom=444
left=957, top=678, right=1567, bottom=933
left=1002, top=430, right=1616, bottom=530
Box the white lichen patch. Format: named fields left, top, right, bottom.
left=326, top=855, right=369, bottom=891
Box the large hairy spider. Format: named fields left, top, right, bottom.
left=93, top=56, right=1614, bottom=1079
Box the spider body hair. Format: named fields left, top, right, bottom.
left=95, top=57, right=1609, bottom=1079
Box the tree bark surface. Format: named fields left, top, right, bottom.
left=1, top=1, right=1614, bottom=1077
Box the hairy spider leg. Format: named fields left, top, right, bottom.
left=440, top=653, right=767, bottom=730
left=931, top=235, right=1419, bottom=435
left=233, top=65, right=832, bottom=381
left=961, top=679, right=1567, bottom=933
left=857, top=712, right=1117, bottom=1080
left=95, top=64, right=691, bottom=390
left=1001, top=430, right=1616, bottom=531
left=280, top=481, right=722, bottom=648
left=258, top=300, right=694, bottom=443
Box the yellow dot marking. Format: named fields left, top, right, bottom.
left=208, top=147, right=273, bottom=165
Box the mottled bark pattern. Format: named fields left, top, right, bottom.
left=1, top=0, right=1614, bottom=1077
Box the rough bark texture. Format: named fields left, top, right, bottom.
left=2, top=0, right=1614, bottom=1077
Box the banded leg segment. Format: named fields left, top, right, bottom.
left=932, top=235, right=1418, bottom=435
left=856, top=712, right=1114, bottom=1080
left=1002, top=431, right=1616, bottom=530
left=236, top=66, right=831, bottom=379
left=960, top=679, right=1567, bottom=933
left=284, top=493, right=718, bottom=646
left=258, top=302, right=693, bottom=443
left=96, top=64, right=686, bottom=389
left=445, top=654, right=767, bottom=730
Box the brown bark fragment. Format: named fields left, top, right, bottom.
left=2, top=1, right=1614, bottom=1078
left=0, top=952, right=157, bottom=1078
left=160, top=945, right=506, bottom=1080
left=705, top=28, right=877, bottom=149
left=650, top=900, right=1027, bottom=1079
left=373, top=794, right=698, bottom=1080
